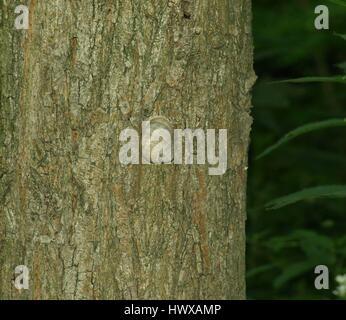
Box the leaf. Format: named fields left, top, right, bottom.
left=298, top=231, right=335, bottom=264
left=327, top=0, right=346, bottom=7
left=256, top=118, right=346, bottom=159
left=265, top=185, right=346, bottom=210
left=273, top=261, right=312, bottom=288
left=274, top=75, right=346, bottom=84
left=334, top=33, right=346, bottom=41
left=336, top=62, right=346, bottom=73
left=247, top=264, right=276, bottom=279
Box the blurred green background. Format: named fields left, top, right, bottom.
left=247, top=0, right=346, bottom=299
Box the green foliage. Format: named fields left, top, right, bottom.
left=268, top=230, right=336, bottom=288
left=327, top=0, right=346, bottom=8
left=257, top=118, right=346, bottom=159
left=248, top=0, right=346, bottom=300
left=265, top=185, right=346, bottom=210
left=334, top=32, right=346, bottom=40
left=276, top=76, right=346, bottom=84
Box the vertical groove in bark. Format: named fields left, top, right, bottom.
left=0, top=0, right=255, bottom=299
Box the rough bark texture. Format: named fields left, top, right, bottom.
left=0, top=0, right=255, bottom=299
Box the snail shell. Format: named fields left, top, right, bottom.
left=142, top=116, right=174, bottom=164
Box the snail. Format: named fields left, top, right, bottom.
left=142, top=116, right=174, bottom=164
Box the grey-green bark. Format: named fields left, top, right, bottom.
left=0, top=0, right=255, bottom=299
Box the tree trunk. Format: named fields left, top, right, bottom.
left=0, top=0, right=255, bottom=299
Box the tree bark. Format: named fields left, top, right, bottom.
left=0, top=0, right=255, bottom=299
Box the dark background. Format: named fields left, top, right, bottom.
left=247, top=0, right=346, bottom=299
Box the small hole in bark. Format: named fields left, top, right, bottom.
left=183, top=13, right=191, bottom=19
